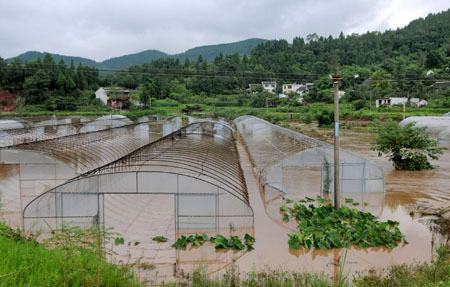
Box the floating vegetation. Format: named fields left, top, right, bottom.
left=282, top=196, right=407, bottom=250
left=152, top=236, right=169, bottom=242
left=114, top=237, right=125, bottom=245
left=170, top=233, right=255, bottom=251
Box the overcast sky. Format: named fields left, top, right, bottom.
left=0, top=0, right=449, bottom=62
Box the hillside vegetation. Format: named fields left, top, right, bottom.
left=1, top=10, right=449, bottom=113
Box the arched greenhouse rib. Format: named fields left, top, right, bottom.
left=1, top=119, right=171, bottom=174
left=0, top=117, right=139, bottom=148
left=235, top=116, right=327, bottom=174
left=235, top=116, right=385, bottom=196
left=79, top=120, right=249, bottom=203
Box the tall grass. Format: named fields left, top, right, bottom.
left=0, top=223, right=140, bottom=287
left=163, top=245, right=449, bottom=287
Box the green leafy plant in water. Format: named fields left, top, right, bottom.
left=214, top=234, right=230, bottom=249
left=229, top=236, right=246, bottom=250
left=172, top=233, right=255, bottom=251
left=187, top=234, right=204, bottom=246
left=152, top=236, right=168, bottom=242
left=244, top=233, right=255, bottom=250
left=172, top=235, right=188, bottom=249
left=344, top=198, right=354, bottom=203
left=282, top=196, right=407, bottom=250
left=114, top=237, right=124, bottom=245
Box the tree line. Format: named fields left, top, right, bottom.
left=1, top=9, right=450, bottom=111
left=0, top=54, right=101, bottom=110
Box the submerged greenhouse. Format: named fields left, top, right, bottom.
left=0, top=118, right=179, bottom=228
left=235, top=116, right=385, bottom=218
left=23, top=120, right=253, bottom=236
left=0, top=115, right=137, bottom=148
left=401, top=116, right=450, bottom=144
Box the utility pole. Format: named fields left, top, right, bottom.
left=403, top=92, right=408, bottom=120
left=332, top=68, right=342, bottom=209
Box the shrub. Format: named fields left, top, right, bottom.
left=370, top=120, right=445, bottom=170
left=301, top=113, right=313, bottom=124
left=315, top=109, right=334, bottom=128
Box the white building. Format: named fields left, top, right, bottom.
left=409, top=98, right=428, bottom=107
left=95, top=87, right=108, bottom=104
left=262, top=81, right=277, bottom=94
left=282, top=83, right=314, bottom=96
left=283, top=83, right=304, bottom=95
left=95, top=87, right=130, bottom=107
left=375, top=97, right=427, bottom=108
left=375, top=97, right=408, bottom=108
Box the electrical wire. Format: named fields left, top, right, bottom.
left=0, top=65, right=449, bottom=83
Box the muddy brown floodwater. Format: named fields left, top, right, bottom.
left=229, top=132, right=449, bottom=278
left=1, top=123, right=449, bottom=283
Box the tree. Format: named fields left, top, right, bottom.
left=250, top=91, right=274, bottom=108
left=121, top=74, right=137, bottom=89
left=370, top=69, right=392, bottom=98
left=370, top=120, right=445, bottom=170
left=56, top=72, right=67, bottom=92
left=425, top=50, right=443, bottom=69
left=140, top=84, right=151, bottom=108
left=24, top=70, right=51, bottom=104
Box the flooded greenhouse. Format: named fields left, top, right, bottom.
left=235, top=116, right=384, bottom=210
left=0, top=115, right=141, bottom=148
left=22, top=120, right=254, bottom=280
left=0, top=116, right=181, bottom=228
left=401, top=115, right=450, bottom=144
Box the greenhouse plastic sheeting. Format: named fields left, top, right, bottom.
left=235, top=116, right=385, bottom=205
left=401, top=116, right=450, bottom=143
left=23, top=121, right=253, bottom=236
left=438, top=126, right=450, bottom=144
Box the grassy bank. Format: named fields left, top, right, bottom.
left=0, top=223, right=139, bottom=287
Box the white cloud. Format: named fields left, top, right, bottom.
left=0, top=0, right=448, bottom=61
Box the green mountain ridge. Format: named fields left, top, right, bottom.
left=7, top=38, right=268, bottom=70
left=101, top=49, right=169, bottom=70
left=9, top=51, right=99, bottom=67
left=171, top=38, right=268, bottom=61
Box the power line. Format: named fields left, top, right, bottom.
left=1, top=65, right=450, bottom=83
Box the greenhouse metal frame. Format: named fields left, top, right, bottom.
left=0, top=116, right=142, bottom=148
left=235, top=116, right=385, bottom=206
left=23, top=120, right=254, bottom=236
left=1, top=119, right=174, bottom=174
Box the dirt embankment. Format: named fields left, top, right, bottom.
left=0, top=90, right=24, bottom=112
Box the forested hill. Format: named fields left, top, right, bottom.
left=101, top=50, right=169, bottom=70
left=172, top=38, right=268, bottom=62
left=249, top=9, right=450, bottom=75
left=7, top=38, right=268, bottom=70
left=9, top=51, right=98, bottom=69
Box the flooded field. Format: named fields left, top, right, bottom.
left=231, top=135, right=449, bottom=277
left=0, top=117, right=449, bottom=284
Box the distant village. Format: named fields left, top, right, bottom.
left=94, top=80, right=450, bottom=110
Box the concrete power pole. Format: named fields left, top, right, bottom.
left=332, top=68, right=342, bottom=209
